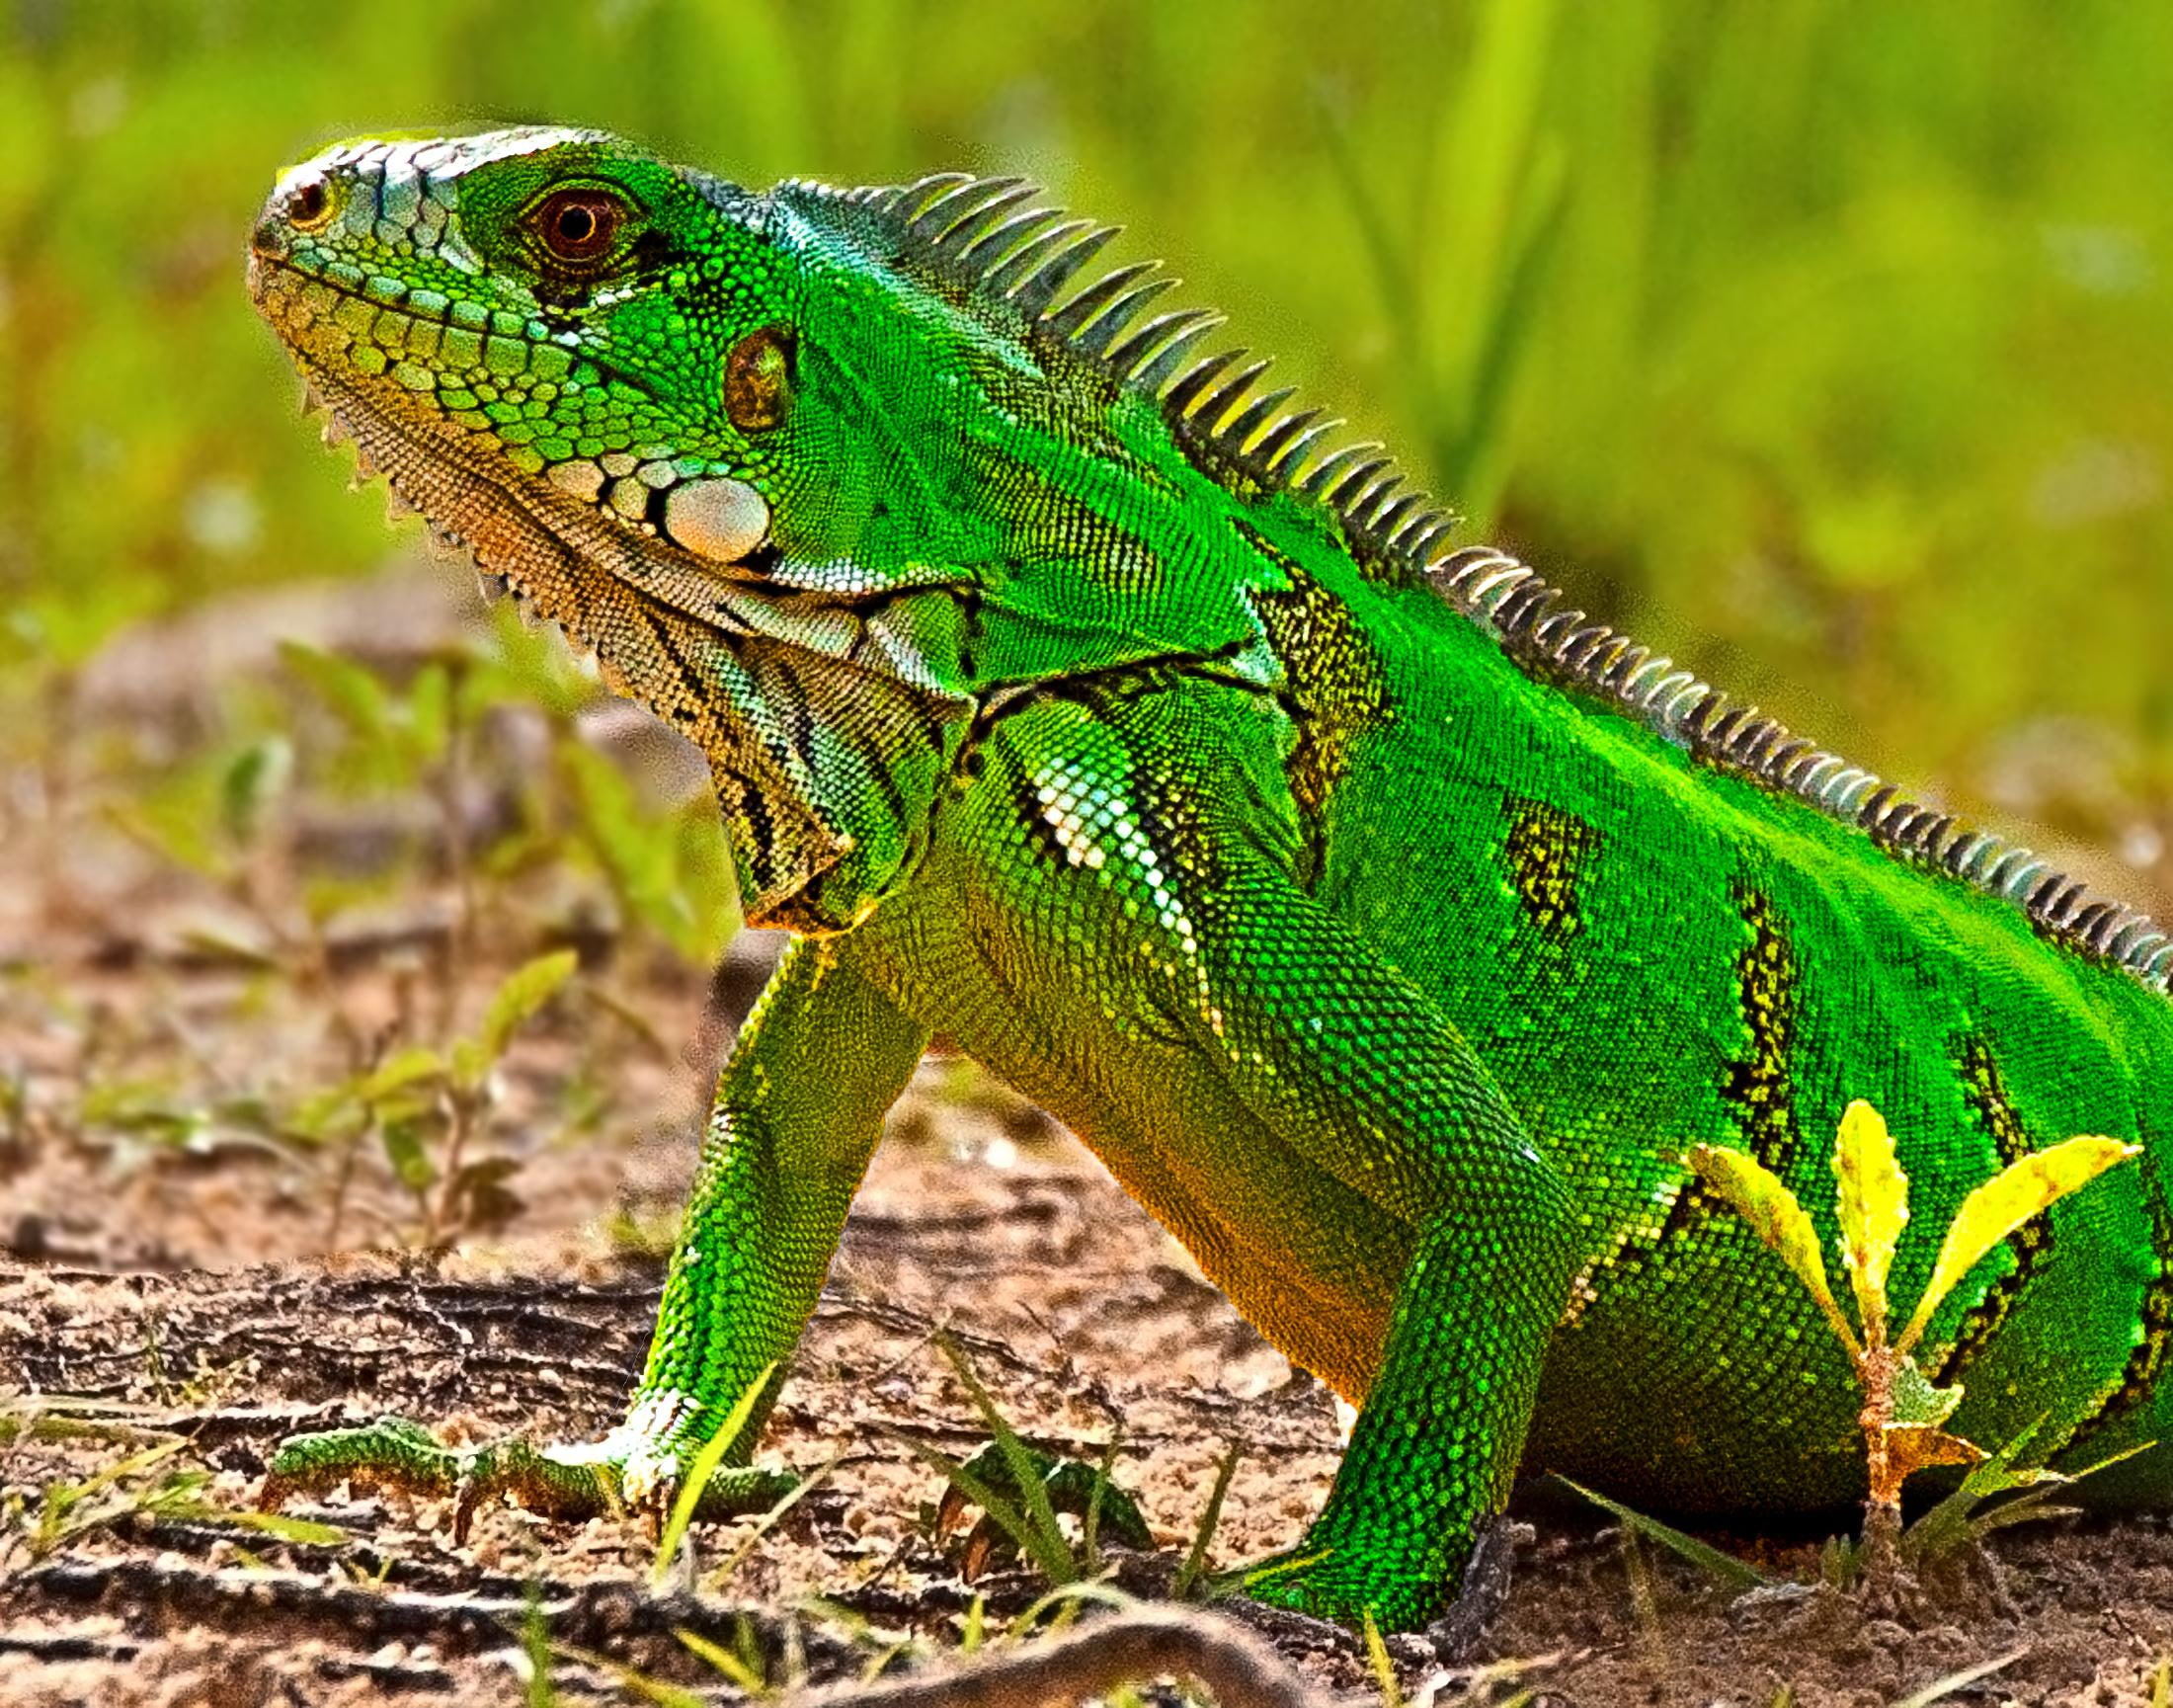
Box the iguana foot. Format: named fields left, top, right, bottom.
left=933, top=1441, right=1153, bottom=1578
left=1228, top=1516, right=1527, bottom=1641
left=260, top=1397, right=797, bottom=1543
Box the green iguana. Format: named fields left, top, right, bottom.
left=245, top=127, right=2173, bottom=1631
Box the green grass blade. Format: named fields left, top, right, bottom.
left=879, top=1428, right=1068, bottom=1585
left=1079, top=1432, right=1118, bottom=1570
left=1362, top=1608, right=1406, bottom=1708
left=676, top=1627, right=766, bottom=1696
left=1890, top=1646, right=2027, bottom=1708
left=935, top=1336, right=1076, bottom=1585
left=1554, top=1476, right=1767, bottom=1593
left=1171, top=1440, right=1242, bottom=1602
left=649, top=1359, right=776, bottom=1586
left=706, top=1452, right=841, bottom=1593
left=1004, top=1580, right=1134, bottom=1642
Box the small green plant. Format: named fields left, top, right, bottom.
left=1689, top=1098, right=2137, bottom=1589
left=285, top=947, right=579, bottom=1244
left=889, top=1337, right=1151, bottom=1590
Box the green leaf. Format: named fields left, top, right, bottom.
left=457, top=950, right=579, bottom=1091
left=355, top=1046, right=447, bottom=1104
left=1687, top=1143, right=1858, bottom=1355
left=650, top=1361, right=776, bottom=1587
left=1891, top=1356, right=1963, bottom=1428
left=380, top=1119, right=437, bottom=1193
left=1897, top=1135, right=2140, bottom=1354
left=280, top=641, right=392, bottom=744
left=1832, top=1099, right=1908, bottom=1346
left=218, top=737, right=290, bottom=847
left=1554, top=1476, right=1768, bottom=1593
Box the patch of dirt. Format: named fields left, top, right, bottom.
left=6, top=1130, right=2173, bottom=1706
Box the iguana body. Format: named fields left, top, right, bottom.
left=247, top=128, right=2173, bottom=1629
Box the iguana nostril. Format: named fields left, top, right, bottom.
left=285, top=177, right=331, bottom=228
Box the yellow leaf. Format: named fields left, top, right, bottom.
left=1688, top=1143, right=1859, bottom=1355
left=1885, top=1423, right=1986, bottom=1484
left=1896, top=1136, right=2140, bottom=1355
left=1833, top=1100, right=1908, bottom=1348
left=1891, top=1355, right=1963, bottom=1428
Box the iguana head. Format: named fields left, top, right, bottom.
left=249, top=126, right=1245, bottom=928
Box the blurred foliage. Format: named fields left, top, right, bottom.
left=2, top=0, right=2171, bottom=846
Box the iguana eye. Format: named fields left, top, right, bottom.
left=528, top=187, right=627, bottom=265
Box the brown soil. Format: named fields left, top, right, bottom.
left=6, top=1125, right=2173, bottom=1706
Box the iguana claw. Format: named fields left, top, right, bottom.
left=260, top=1413, right=796, bottom=1543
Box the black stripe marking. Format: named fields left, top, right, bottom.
left=1568, top=877, right=1806, bottom=1319
left=1720, top=880, right=1806, bottom=1177
left=2069, top=1145, right=2173, bottom=1445
left=1923, top=1037, right=2052, bottom=1382
left=1502, top=796, right=1601, bottom=947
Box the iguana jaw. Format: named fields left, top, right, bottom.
left=249, top=270, right=776, bottom=663
left=268, top=325, right=728, bottom=682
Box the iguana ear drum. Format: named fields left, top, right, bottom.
left=724, top=325, right=794, bottom=432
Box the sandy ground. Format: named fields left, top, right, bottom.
left=7, top=1084, right=2173, bottom=1706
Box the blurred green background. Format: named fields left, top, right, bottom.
left=5, top=0, right=2171, bottom=857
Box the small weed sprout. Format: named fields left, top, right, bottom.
left=1690, top=1099, right=2137, bottom=1589
left=889, top=1337, right=1151, bottom=1590
left=286, top=947, right=580, bottom=1244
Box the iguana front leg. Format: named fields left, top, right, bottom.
left=265, top=933, right=930, bottom=1532
left=1166, top=855, right=1580, bottom=1630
